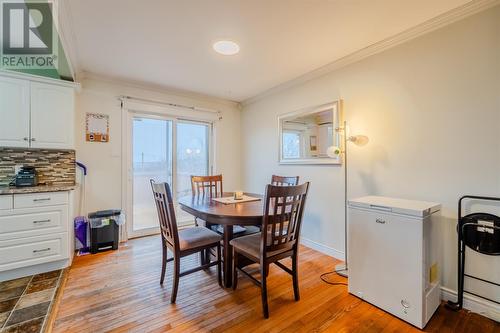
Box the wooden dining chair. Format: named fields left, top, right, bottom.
left=230, top=182, right=310, bottom=318
left=191, top=174, right=223, bottom=228
left=267, top=175, right=300, bottom=233
left=191, top=175, right=223, bottom=197
left=271, top=175, right=300, bottom=186
left=150, top=180, right=222, bottom=303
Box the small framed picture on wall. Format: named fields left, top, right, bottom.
left=86, top=113, right=109, bottom=142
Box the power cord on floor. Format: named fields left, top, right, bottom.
left=320, top=271, right=348, bottom=286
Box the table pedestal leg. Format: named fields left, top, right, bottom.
left=223, top=225, right=234, bottom=288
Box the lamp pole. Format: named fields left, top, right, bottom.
left=335, top=120, right=349, bottom=277
left=328, top=122, right=368, bottom=277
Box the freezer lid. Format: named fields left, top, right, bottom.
left=348, top=196, right=441, bottom=217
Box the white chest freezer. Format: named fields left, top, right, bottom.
left=347, top=196, right=442, bottom=329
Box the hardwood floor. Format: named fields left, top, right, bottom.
left=52, top=236, right=498, bottom=333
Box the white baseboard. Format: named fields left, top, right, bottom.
left=440, top=286, right=500, bottom=322
left=301, top=237, right=345, bottom=261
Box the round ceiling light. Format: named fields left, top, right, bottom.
left=213, top=40, right=240, bottom=55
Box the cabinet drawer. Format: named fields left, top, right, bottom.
left=0, top=232, right=68, bottom=271
left=0, top=209, right=67, bottom=239
left=14, top=192, right=68, bottom=209
left=0, top=195, right=13, bottom=210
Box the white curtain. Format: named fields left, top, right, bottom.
left=119, top=100, right=129, bottom=243
left=119, top=213, right=128, bottom=243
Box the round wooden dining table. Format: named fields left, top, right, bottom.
left=178, top=192, right=264, bottom=287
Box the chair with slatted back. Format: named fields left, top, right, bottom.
left=191, top=175, right=223, bottom=197
left=230, top=182, right=310, bottom=318
left=191, top=174, right=223, bottom=228
left=150, top=180, right=222, bottom=303
left=267, top=175, right=300, bottom=237
left=271, top=175, right=299, bottom=186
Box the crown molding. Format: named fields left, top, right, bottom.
left=53, top=0, right=80, bottom=80
left=242, top=0, right=500, bottom=107
left=0, top=69, right=80, bottom=89
left=80, top=71, right=240, bottom=109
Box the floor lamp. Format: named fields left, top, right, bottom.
left=327, top=121, right=368, bottom=278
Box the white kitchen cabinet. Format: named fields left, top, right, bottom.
left=0, top=233, right=68, bottom=272
left=0, top=73, right=75, bottom=149
left=14, top=191, right=68, bottom=209
left=0, top=191, right=73, bottom=281
left=348, top=196, right=441, bottom=329
left=0, top=76, right=30, bottom=147
left=0, top=195, right=13, bottom=210
left=30, top=82, right=74, bottom=149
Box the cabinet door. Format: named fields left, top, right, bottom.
left=0, top=76, right=30, bottom=147
left=30, top=82, right=74, bottom=149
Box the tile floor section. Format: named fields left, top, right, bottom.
left=0, top=270, right=63, bottom=333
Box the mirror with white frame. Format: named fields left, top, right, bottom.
left=278, top=101, right=341, bottom=164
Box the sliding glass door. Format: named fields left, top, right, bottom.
left=175, top=121, right=210, bottom=222
left=131, top=116, right=172, bottom=237
left=128, top=114, right=212, bottom=238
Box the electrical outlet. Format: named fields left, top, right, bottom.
left=14, top=165, right=23, bottom=174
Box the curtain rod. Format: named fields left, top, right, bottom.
left=118, top=95, right=222, bottom=119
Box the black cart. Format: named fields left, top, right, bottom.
left=446, top=195, right=500, bottom=311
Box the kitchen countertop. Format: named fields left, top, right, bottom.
left=0, top=184, right=77, bottom=195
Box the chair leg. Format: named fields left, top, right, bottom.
left=217, top=244, right=223, bottom=287
left=232, top=248, right=238, bottom=290
left=160, top=246, right=167, bottom=285
left=260, top=263, right=269, bottom=318
left=292, top=252, right=300, bottom=301
left=200, top=249, right=206, bottom=266
left=171, top=257, right=180, bottom=303
left=205, top=247, right=211, bottom=266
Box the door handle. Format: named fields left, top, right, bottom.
left=31, top=138, right=36, bottom=141
left=375, top=218, right=386, bottom=224
left=23, top=137, right=29, bottom=141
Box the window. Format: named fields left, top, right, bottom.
left=282, top=131, right=302, bottom=159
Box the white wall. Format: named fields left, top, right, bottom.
left=241, top=6, right=500, bottom=308
left=75, top=76, right=241, bottom=215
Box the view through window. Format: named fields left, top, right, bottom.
left=132, top=116, right=210, bottom=235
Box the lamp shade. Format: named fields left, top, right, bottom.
left=350, top=135, right=369, bottom=146
left=327, top=146, right=341, bottom=158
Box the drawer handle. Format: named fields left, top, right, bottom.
left=375, top=218, right=386, bottom=224
left=33, top=198, right=51, bottom=202
left=33, top=247, right=51, bottom=253
left=33, top=219, right=51, bottom=224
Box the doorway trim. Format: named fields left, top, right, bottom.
left=121, top=103, right=215, bottom=239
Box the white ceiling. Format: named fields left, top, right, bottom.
left=65, top=0, right=472, bottom=102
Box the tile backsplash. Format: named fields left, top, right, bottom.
left=0, top=148, right=75, bottom=186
